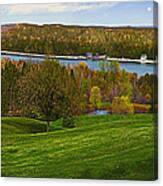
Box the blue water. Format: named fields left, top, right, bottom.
left=1, top=54, right=156, bottom=76
left=89, top=110, right=109, bottom=115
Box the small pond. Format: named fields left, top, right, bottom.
left=88, top=110, right=109, bottom=115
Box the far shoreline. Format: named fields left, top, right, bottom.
left=1, top=50, right=157, bottom=65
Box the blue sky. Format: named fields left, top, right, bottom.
left=0, top=1, right=157, bottom=26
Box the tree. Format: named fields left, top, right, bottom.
left=89, top=86, right=102, bottom=109
left=18, top=59, right=79, bottom=131
left=2, top=24, right=157, bottom=59
left=99, top=60, right=110, bottom=73
left=137, top=73, right=157, bottom=104
left=112, top=96, right=134, bottom=114
left=118, top=69, right=133, bottom=98
left=107, top=61, right=121, bottom=101
left=1, top=60, right=21, bottom=115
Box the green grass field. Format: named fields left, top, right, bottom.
left=1, top=114, right=157, bottom=180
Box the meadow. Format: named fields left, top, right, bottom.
left=1, top=114, right=157, bottom=180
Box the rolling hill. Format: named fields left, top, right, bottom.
left=1, top=114, right=157, bottom=180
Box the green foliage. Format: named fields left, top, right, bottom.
left=2, top=24, right=157, bottom=59
left=99, top=60, right=110, bottom=73
left=1, top=61, right=22, bottom=115
left=99, top=61, right=133, bottom=101
left=112, top=96, right=134, bottom=114
left=108, top=61, right=121, bottom=74
left=99, top=102, right=111, bottom=110
left=89, top=86, right=102, bottom=109
left=1, top=114, right=157, bottom=180
left=62, top=115, right=75, bottom=128
left=18, top=59, right=80, bottom=131
left=1, top=58, right=157, bottom=117
left=118, top=69, right=133, bottom=98
left=137, top=74, right=158, bottom=104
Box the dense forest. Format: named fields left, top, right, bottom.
left=2, top=23, right=157, bottom=59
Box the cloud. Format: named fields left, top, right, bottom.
left=2, top=2, right=118, bottom=15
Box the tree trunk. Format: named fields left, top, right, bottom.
left=47, top=120, right=50, bottom=132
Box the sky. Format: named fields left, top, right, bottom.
left=0, top=1, right=157, bottom=27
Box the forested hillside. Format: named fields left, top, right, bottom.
left=1, top=24, right=157, bottom=59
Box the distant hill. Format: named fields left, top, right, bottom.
left=1, top=24, right=17, bottom=32
left=1, top=23, right=158, bottom=59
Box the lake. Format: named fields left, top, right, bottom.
left=1, top=54, right=157, bottom=76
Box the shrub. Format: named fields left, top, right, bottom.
left=100, top=102, right=112, bottom=111
left=112, top=96, right=134, bottom=114
left=62, top=116, right=75, bottom=128
left=133, top=103, right=151, bottom=113
left=89, top=86, right=102, bottom=109
left=87, top=104, right=95, bottom=112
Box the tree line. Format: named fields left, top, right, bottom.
left=1, top=58, right=157, bottom=131
left=2, top=24, right=157, bottom=59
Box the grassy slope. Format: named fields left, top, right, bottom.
left=1, top=117, right=47, bottom=134
left=1, top=114, right=157, bottom=180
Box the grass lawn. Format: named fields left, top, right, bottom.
left=1, top=114, right=157, bottom=180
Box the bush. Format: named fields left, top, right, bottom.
left=24, top=110, right=41, bottom=119
left=100, top=102, right=112, bottom=111
left=112, top=96, right=134, bottom=114
left=87, top=104, right=95, bottom=112
left=133, top=103, right=151, bottom=113
left=89, top=86, right=102, bottom=109
left=87, top=102, right=112, bottom=113
left=62, top=116, right=75, bottom=128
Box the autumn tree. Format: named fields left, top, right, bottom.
left=118, top=69, right=133, bottom=98
left=112, top=96, right=134, bottom=114
left=2, top=24, right=157, bottom=59
left=89, top=86, right=102, bottom=109
left=107, top=61, right=121, bottom=101
left=1, top=60, right=21, bottom=115
left=18, top=59, right=79, bottom=131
